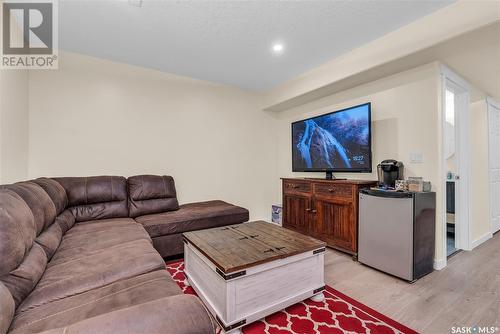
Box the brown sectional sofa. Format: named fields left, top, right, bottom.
left=0, top=175, right=249, bottom=334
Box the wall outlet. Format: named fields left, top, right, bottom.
left=410, top=153, right=424, bottom=163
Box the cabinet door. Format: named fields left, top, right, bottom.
left=283, top=194, right=310, bottom=233
left=313, top=197, right=355, bottom=252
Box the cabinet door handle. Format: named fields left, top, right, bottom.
left=328, top=188, right=335, bottom=192
left=311, top=209, right=317, bottom=213
left=306, top=208, right=311, bottom=212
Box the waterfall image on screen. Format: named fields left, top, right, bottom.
left=292, top=103, right=371, bottom=172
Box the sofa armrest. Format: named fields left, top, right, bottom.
left=37, top=295, right=216, bottom=334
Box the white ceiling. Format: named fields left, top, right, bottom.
left=59, top=0, right=454, bottom=91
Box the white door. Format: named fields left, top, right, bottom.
left=489, top=100, right=500, bottom=233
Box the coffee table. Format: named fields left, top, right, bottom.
left=183, top=220, right=326, bottom=334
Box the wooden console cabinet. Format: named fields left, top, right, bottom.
left=281, top=178, right=377, bottom=256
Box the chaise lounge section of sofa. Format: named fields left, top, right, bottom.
left=0, top=175, right=249, bottom=334
left=128, top=175, right=249, bottom=256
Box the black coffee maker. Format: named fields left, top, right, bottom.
left=377, top=160, right=404, bottom=188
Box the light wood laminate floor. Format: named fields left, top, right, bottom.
left=324, top=233, right=500, bottom=334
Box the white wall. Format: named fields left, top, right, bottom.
left=469, top=100, right=491, bottom=245
left=272, top=63, right=446, bottom=261
left=28, top=52, right=278, bottom=220
left=0, top=69, right=29, bottom=183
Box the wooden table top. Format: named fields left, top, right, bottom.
left=183, top=221, right=325, bottom=274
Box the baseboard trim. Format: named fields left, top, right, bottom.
left=471, top=232, right=493, bottom=249
left=433, top=258, right=446, bottom=270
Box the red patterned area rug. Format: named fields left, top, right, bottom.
left=166, top=261, right=418, bottom=334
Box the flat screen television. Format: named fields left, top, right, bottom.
left=291, top=102, right=372, bottom=179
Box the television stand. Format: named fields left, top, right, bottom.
left=281, top=178, right=377, bottom=256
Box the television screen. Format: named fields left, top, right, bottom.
left=292, top=103, right=372, bottom=173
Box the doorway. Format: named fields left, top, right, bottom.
left=444, top=88, right=458, bottom=256
left=488, top=98, right=500, bottom=234
left=441, top=66, right=471, bottom=262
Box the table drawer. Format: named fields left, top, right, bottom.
left=314, top=184, right=353, bottom=198
left=283, top=181, right=311, bottom=194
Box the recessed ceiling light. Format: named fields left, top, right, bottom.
left=271, top=42, right=284, bottom=55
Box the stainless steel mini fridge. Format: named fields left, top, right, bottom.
left=358, top=189, right=436, bottom=281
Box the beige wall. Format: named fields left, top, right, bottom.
left=469, top=100, right=491, bottom=244
left=272, top=64, right=445, bottom=259
left=0, top=69, right=29, bottom=183
left=28, top=52, right=278, bottom=220
left=0, top=8, right=30, bottom=183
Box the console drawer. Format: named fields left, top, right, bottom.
left=314, top=184, right=353, bottom=198
left=283, top=181, right=311, bottom=194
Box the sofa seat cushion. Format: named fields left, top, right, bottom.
left=10, top=270, right=181, bottom=334
left=135, top=200, right=249, bottom=238
left=49, top=218, right=151, bottom=266
left=17, top=239, right=165, bottom=314
left=15, top=295, right=216, bottom=334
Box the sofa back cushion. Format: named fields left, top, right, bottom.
left=0, top=190, right=35, bottom=277
left=35, top=209, right=76, bottom=260
left=1, top=243, right=47, bottom=307
left=127, top=175, right=179, bottom=218
left=0, top=190, right=47, bottom=307
left=3, top=181, right=66, bottom=260
left=54, top=176, right=128, bottom=222
left=32, top=178, right=68, bottom=215
left=2, top=182, right=57, bottom=235
left=0, top=282, right=14, bottom=334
